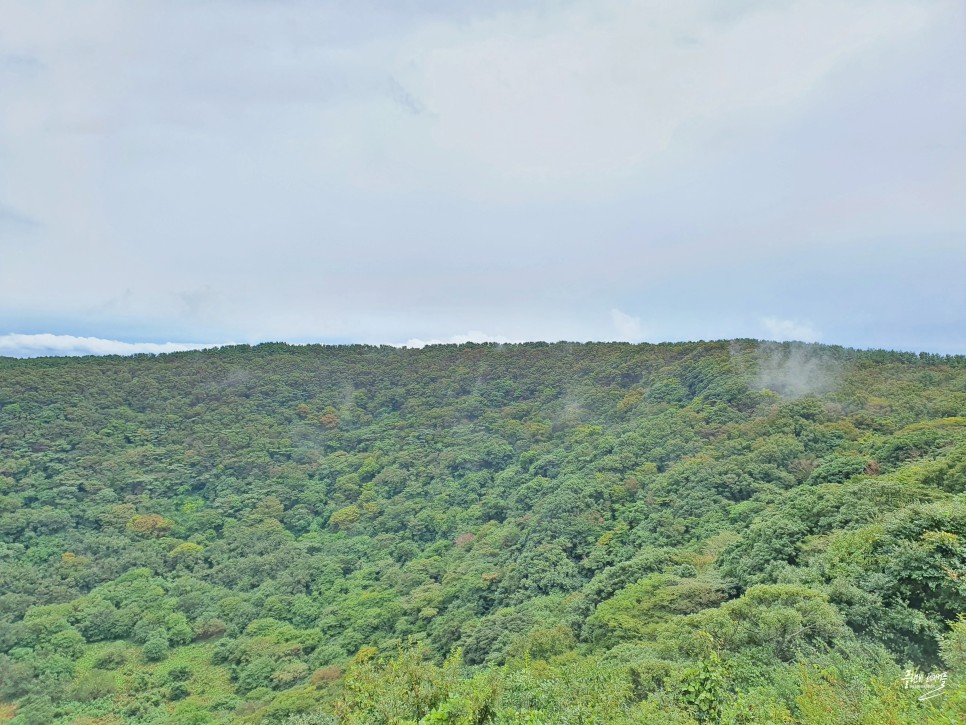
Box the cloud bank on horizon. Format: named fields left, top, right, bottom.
left=1, top=0, right=964, bottom=356
left=0, top=333, right=225, bottom=358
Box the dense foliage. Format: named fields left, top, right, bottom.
left=0, top=340, right=964, bottom=723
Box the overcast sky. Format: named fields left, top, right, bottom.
left=1, top=0, right=964, bottom=357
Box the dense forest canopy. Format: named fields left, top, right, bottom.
left=0, top=340, right=964, bottom=723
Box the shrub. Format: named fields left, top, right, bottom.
left=143, top=634, right=170, bottom=662
left=70, top=670, right=117, bottom=702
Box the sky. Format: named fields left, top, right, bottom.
left=1, top=0, right=964, bottom=357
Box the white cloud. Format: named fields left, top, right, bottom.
left=761, top=317, right=820, bottom=343
left=393, top=330, right=517, bottom=348
left=610, top=309, right=645, bottom=342
left=0, top=333, right=224, bottom=358
left=388, top=0, right=935, bottom=198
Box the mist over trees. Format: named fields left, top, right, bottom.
left=0, top=340, right=964, bottom=723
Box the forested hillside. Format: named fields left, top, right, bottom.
left=1, top=341, right=964, bottom=724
